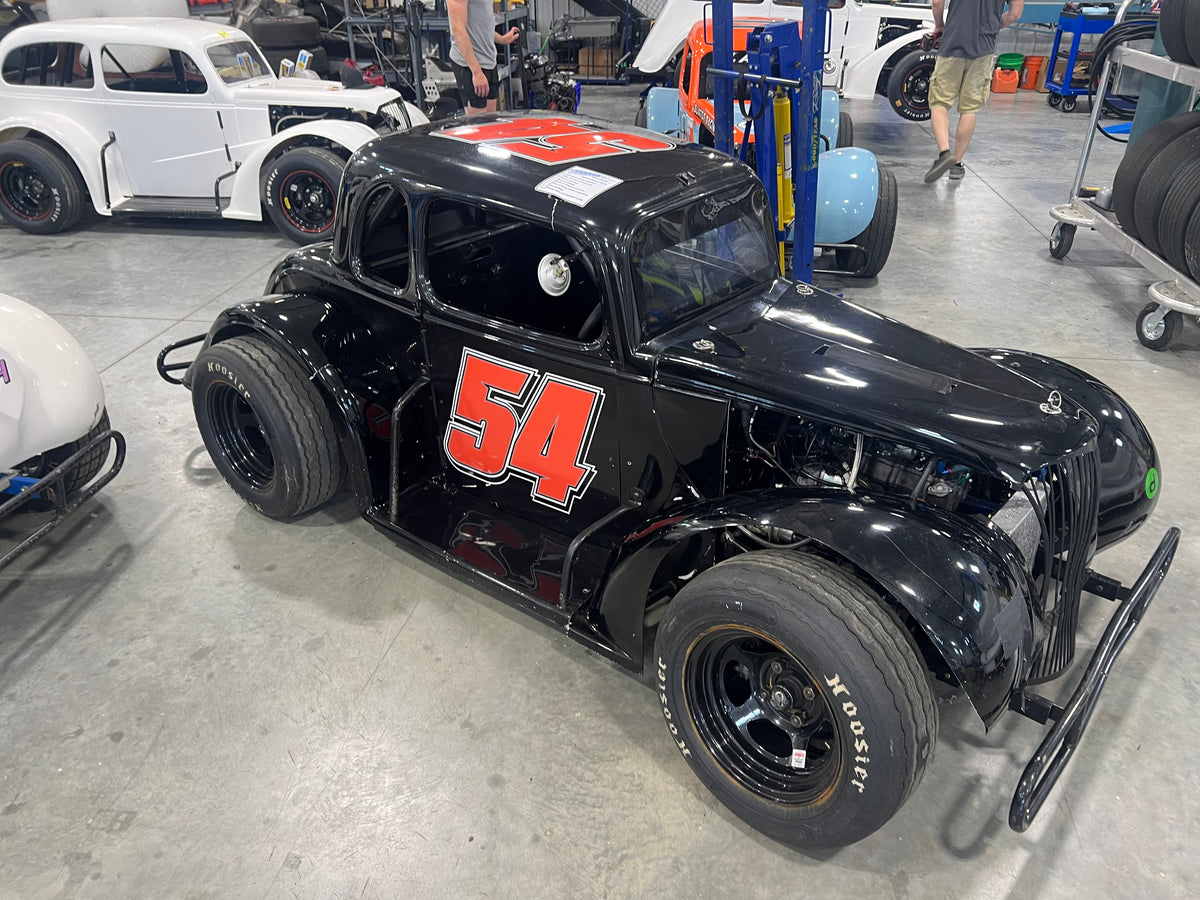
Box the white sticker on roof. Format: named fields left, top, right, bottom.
left=535, top=166, right=623, bottom=207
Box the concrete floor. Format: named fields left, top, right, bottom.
left=1, top=86, right=1198, bottom=898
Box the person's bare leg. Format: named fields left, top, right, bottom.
left=954, top=111, right=977, bottom=162
left=466, top=104, right=488, bottom=116
left=931, top=105, right=951, bottom=153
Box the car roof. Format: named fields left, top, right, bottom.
left=0, top=17, right=247, bottom=51
left=341, top=112, right=750, bottom=244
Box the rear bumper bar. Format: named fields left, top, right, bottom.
left=0, top=429, right=127, bottom=569
left=1008, top=526, right=1180, bottom=831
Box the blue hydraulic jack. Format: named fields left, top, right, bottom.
left=708, top=0, right=828, bottom=283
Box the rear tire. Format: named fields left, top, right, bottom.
left=836, top=165, right=897, bottom=278
left=886, top=49, right=936, bottom=121
left=191, top=335, right=341, bottom=520
left=836, top=111, right=854, bottom=148
left=654, top=551, right=936, bottom=850
left=262, top=146, right=344, bottom=244
left=0, top=138, right=84, bottom=235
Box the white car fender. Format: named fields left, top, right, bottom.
left=0, top=294, right=105, bottom=471
left=841, top=30, right=933, bottom=101
left=223, top=118, right=384, bottom=221
left=0, top=112, right=114, bottom=216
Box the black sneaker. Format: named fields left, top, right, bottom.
left=949, top=163, right=965, bottom=180
left=924, top=150, right=955, bottom=183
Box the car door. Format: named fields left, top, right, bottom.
left=418, top=195, right=630, bottom=606
left=99, top=41, right=232, bottom=198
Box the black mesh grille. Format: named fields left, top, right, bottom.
left=1026, top=448, right=1101, bottom=683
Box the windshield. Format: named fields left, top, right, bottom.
left=206, top=40, right=272, bottom=83
left=632, top=182, right=778, bottom=341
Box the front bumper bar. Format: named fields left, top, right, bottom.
left=0, top=429, right=127, bottom=569
left=1008, top=526, right=1180, bottom=831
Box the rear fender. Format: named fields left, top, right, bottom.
left=0, top=114, right=116, bottom=214
left=842, top=31, right=932, bottom=99
left=190, top=294, right=374, bottom=507
left=978, top=349, right=1160, bottom=550
left=813, top=147, right=879, bottom=244
left=598, top=489, right=1034, bottom=726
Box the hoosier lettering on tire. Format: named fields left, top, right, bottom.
left=191, top=335, right=341, bottom=519
left=654, top=551, right=937, bottom=849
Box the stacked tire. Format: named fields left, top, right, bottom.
left=1157, top=0, right=1200, bottom=67
left=242, top=14, right=329, bottom=79
left=1112, top=110, right=1200, bottom=348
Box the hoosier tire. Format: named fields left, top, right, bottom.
left=654, top=551, right=936, bottom=849
left=1160, top=0, right=1195, bottom=65
left=1132, top=128, right=1200, bottom=255
left=262, top=146, right=344, bottom=244
left=836, top=165, right=897, bottom=278
left=191, top=335, right=341, bottom=519
left=0, top=138, right=84, bottom=234
left=1153, top=156, right=1200, bottom=272
left=886, top=49, right=936, bottom=121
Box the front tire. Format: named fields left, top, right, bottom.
left=262, top=147, right=345, bottom=244
left=0, top=138, right=84, bottom=234
left=836, top=165, right=897, bottom=278
left=886, top=49, right=936, bottom=121
left=654, top=551, right=936, bottom=849
left=191, top=335, right=341, bottom=519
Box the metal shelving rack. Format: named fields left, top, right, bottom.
left=1048, top=0, right=1200, bottom=350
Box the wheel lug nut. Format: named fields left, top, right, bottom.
left=769, top=660, right=783, bottom=676
left=803, top=686, right=815, bottom=701
left=790, top=715, right=803, bottom=727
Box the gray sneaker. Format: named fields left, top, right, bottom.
left=949, top=163, right=965, bottom=180
left=924, top=150, right=955, bottom=183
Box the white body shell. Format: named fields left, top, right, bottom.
left=0, top=18, right=429, bottom=222
left=0, top=293, right=105, bottom=471
left=633, top=0, right=933, bottom=101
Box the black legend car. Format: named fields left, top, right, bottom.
left=160, top=113, right=1179, bottom=850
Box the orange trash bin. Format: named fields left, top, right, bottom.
left=992, top=68, right=1020, bottom=93
left=1020, top=56, right=1048, bottom=89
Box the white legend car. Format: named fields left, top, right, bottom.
left=0, top=17, right=428, bottom=242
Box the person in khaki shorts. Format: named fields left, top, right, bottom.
left=925, top=0, right=1025, bottom=182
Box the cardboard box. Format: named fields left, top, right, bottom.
left=578, top=45, right=615, bottom=78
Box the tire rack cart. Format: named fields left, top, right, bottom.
left=1049, top=0, right=1200, bottom=350
left=1044, top=6, right=1114, bottom=113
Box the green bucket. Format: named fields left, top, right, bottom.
left=997, top=53, right=1025, bottom=71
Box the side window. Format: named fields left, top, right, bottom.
left=101, top=45, right=208, bottom=94
left=677, top=45, right=691, bottom=95
left=358, top=185, right=411, bottom=291
left=1, top=43, right=93, bottom=88
left=424, top=198, right=604, bottom=343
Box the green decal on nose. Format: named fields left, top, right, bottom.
left=1145, top=468, right=1159, bottom=499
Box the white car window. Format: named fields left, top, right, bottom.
left=206, top=40, right=271, bottom=84
left=2, top=42, right=93, bottom=88
left=101, top=44, right=208, bottom=95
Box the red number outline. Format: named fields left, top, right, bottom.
left=444, top=348, right=606, bottom=513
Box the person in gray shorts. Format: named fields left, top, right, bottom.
left=925, top=0, right=1024, bottom=182
left=448, top=0, right=521, bottom=116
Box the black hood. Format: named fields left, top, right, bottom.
left=651, top=281, right=1097, bottom=482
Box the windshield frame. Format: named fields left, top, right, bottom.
left=627, top=180, right=779, bottom=346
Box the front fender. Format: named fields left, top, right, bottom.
left=224, top=119, right=381, bottom=221
left=979, top=349, right=1160, bottom=550
left=599, top=489, right=1034, bottom=726
left=814, top=147, right=879, bottom=244
left=842, top=31, right=932, bottom=100
left=0, top=113, right=113, bottom=215
left=188, top=294, right=373, bottom=507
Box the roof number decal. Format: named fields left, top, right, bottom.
left=437, top=117, right=675, bottom=165
left=535, top=166, right=623, bottom=207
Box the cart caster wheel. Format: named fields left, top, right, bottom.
left=1061, top=96, right=1077, bottom=113
left=1048, top=93, right=1062, bottom=107
left=1136, top=302, right=1183, bottom=351
left=1049, top=222, right=1075, bottom=259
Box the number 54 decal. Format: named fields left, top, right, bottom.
left=444, top=348, right=606, bottom=513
